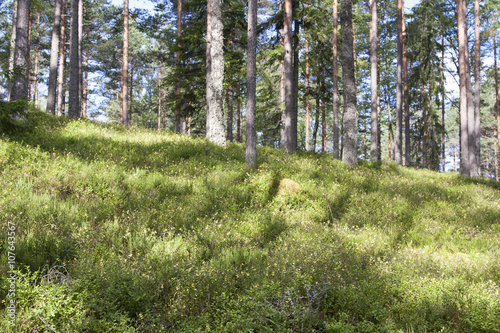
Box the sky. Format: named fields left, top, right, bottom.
left=110, top=0, right=423, bottom=12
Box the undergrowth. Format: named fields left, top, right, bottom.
left=1, top=111, right=499, bottom=332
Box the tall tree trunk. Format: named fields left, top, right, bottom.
left=305, top=8, right=310, bottom=152
left=442, top=35, right=446, bottom=172
left=332, top=0, right=339, bottom=159
left=206, top=0, right=225, bottom=146
left=57, top=0, right=67, bottom=116
left=78, top=0, right=83, bottom=107
left=227, top=33, right=234, bottom=142
left=121, top=0, right=129, bottom=125
left=340, top=0, right=358, bottom=165
left=158, top=66, right=162, bottom=131
left=422, top=83, right=428, bottom=169
left=279, top=0, right=285, bottom=148
left=473, top=0, right=481, bottom=176
left=129, top=65, right=133, bottom=126
left=291, top=2, right=299, bottom=151
left=321, top=87, right=326, bottom=153
left=245, top=0, right=257, bottom=166
left=456, top=0, right=470, bottom=175
left=283, top=0, right=294, bottom=152
left=11, top=0, right=30, bottom=102
left=388, top=105, right=393, bottom=162
left=7, top=0, right=18, bottom=101
left=312, top=95, right=320, bottom=153
left=47, top=0, right=62, bottom=114
left=403, top=10, right=410, bottom=166
left=69, top=0, right=80, bottom=118
left=82, top=51, right=88, bottom=117
left=237, top=96, right=242, bottom=143
left=369, top=0, right=378, bottom=162
left=175, top=0, right=182, bottom=133
left=395, top=0, right=403, bottom=165
left=33, top=13, right=40, bottom=107
left=495, top=34, right=500, bottom=181
left=206, top=0, right=211, bottom=137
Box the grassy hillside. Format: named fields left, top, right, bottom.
left=1, top=112, right=499, bottom=332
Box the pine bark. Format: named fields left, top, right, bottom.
left=403, top=10, right=410, bottom=166
left=57, top=0, right=67, bottom=117
left=68, top=0, right=80, bottom=118
left=33, top=13, right=40, bottom=107
left=333, top=0, right=339, bottom=160
left=121, top=0, right=129, bottom=125
left=158, top=66, right=163, bottom=131
left=175, top=0, right=182, bottom=133
left=227, top=33, right=234, bottom=142
left=495, top=34, right=500, bottom=181
left=82, top=51, right=88, bottom=117
left=395, top=0, right=403, bottom=165
left=369, top=0, right=378, bottom=162
left=473, top=0, right=481, bottom=176
left=283, top=0, right=294, bottom=152
left=78, top=0, right=83, bottom=107
left=442, top=36, right=446, bottom=172
left=456, top=0, right=470, bottom=175
left=305, top=16, right=310, bottom=152
left=340, top=0, right=357, bottom=165
left=46, top=0, right=62, bottom=114
left=8, top=0, right=18, bottom=101
left=11, top=0, right=30, bottom=102
left=245, top=0, right=257, bottom=166
left=292, top=3, right=299, bottom=151
left=206, top=0, right=225, bottom=146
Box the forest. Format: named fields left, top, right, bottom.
left=0, top=0, right=499, bottom=176
left=0, top=0, right=500, bottom=331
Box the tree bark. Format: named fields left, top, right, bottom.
left=442, top=35, right=446, bottom=172
left=7, top=0, right=18, bottom=101
left=321, top=81, right=326, bottom=153
left=33, top=13, right=40, bottom=107
left=175, top=0, right=182, bottom=133
left=237, top=96, right=242, bottom=143
left=11, top=0, right=30, bottom=102
left=57, top=0, right=67, bottom=117
left=332, top=0, right=339, bottom=160
left=82, top=51, right=88, bottom=117
left=395, top=0, right=403, bottom=165
left=279, top=0, right=285, bottom=148
left=129, top=65, right=133, bottom=126
left=292, top=2, right=299, bottom=151
left=46, top=0, right=62, bottom=114
left=283, top=0, right=294, bottom=152
left=456, top=0, right=470, bottom=176
left=369, top=0, right=378, bottom=162
left=245, top=0, right=257, bottom=166
left=312, top=95, right=320, bottom=153
left=121, top=0, right=129, bottom=125
left=403, top=9, right=410, bottom=166
left=473, top=0, right=481, bottom=176
left=305, top=8, right=310, bottom=152
left=227, top=33, right=234, bottom=142
left=495, top=34, right=500, bottom=181
left=78, top=0, right=83, bottom=107
left=340, top=0, right=358, bottom=165
left=206, top=0, right=225, bottom=146
left=158, top=66, right=162, bottom=131
left=68, top=0, right=80, bottom=118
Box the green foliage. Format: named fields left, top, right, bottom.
left=1, top=114, right=499, bottom=331
left=0, top=99, right=28, bottom=133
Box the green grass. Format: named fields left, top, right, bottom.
left=1, top=111, right=499, bottom=332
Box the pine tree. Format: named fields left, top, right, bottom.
left=246, top=0, right=257, bottom=166
left=69, top=0, right=80, bottom=118
left=11, top=0, right=30, bottom=102
left=47, top=0, right=62, bottom=115
left=121, top=0, right=129, bottom=125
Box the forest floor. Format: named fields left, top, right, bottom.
left=1, top=111, right=499, bottom=332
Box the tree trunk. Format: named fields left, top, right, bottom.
left=68, top=0, right=80, bottom=118
left=227, top=32, right=234, bottom=142
left=312, top=95, right=320, bottom=153
left=33, top=13, right=40, bottom=107
left=403, top=10, right=410, bottom=166
left=206, top=0, right=225, bottom=146
left=158, top=66, right=162, bottom=131
left=473, top=0, right=481, bottom=176
left=46, top=0, right=62, bottom=114
left=305, top=10, right=310, bottom=152
left=121, top=0, right=129, bottom=125
left=442, top=35, right=446, bottom=172
left=11, top=0, right=30, bottom=102
left=245, top=0, right=257, bottom=166
left=7, top=0, right=18, bottom=101
left=369, top=0, right=378, bottom=162
left=237, top=96, right=242, bottom=143
left=422, top=84, right=428, bottom=169
left=322, top=90, right=326, bottom=153
left=332, top=0, right=339, bottom=159
left=279, top=0, right=286, bottom=148
left=78, top=0, right=83, bottom=107
left=175, top=0, right=182, bottom=133
left=340, top=0, right=357, bottom=165
left=395, top=0, right=403, bottom=165
left=292, top=2, right=299, bottom=152
left=456, top=0, right=470, bottom=176
left=388, top=105, right=393, bottom=162
left=283, top=0, right=294, bottom=152
left=129, top=65, right=133, bottom=126
left=82, top=51, right=88, bottom=118
left=57, top=0, right=67, bottom=117
left=495, top=34, right=500, bottom=181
